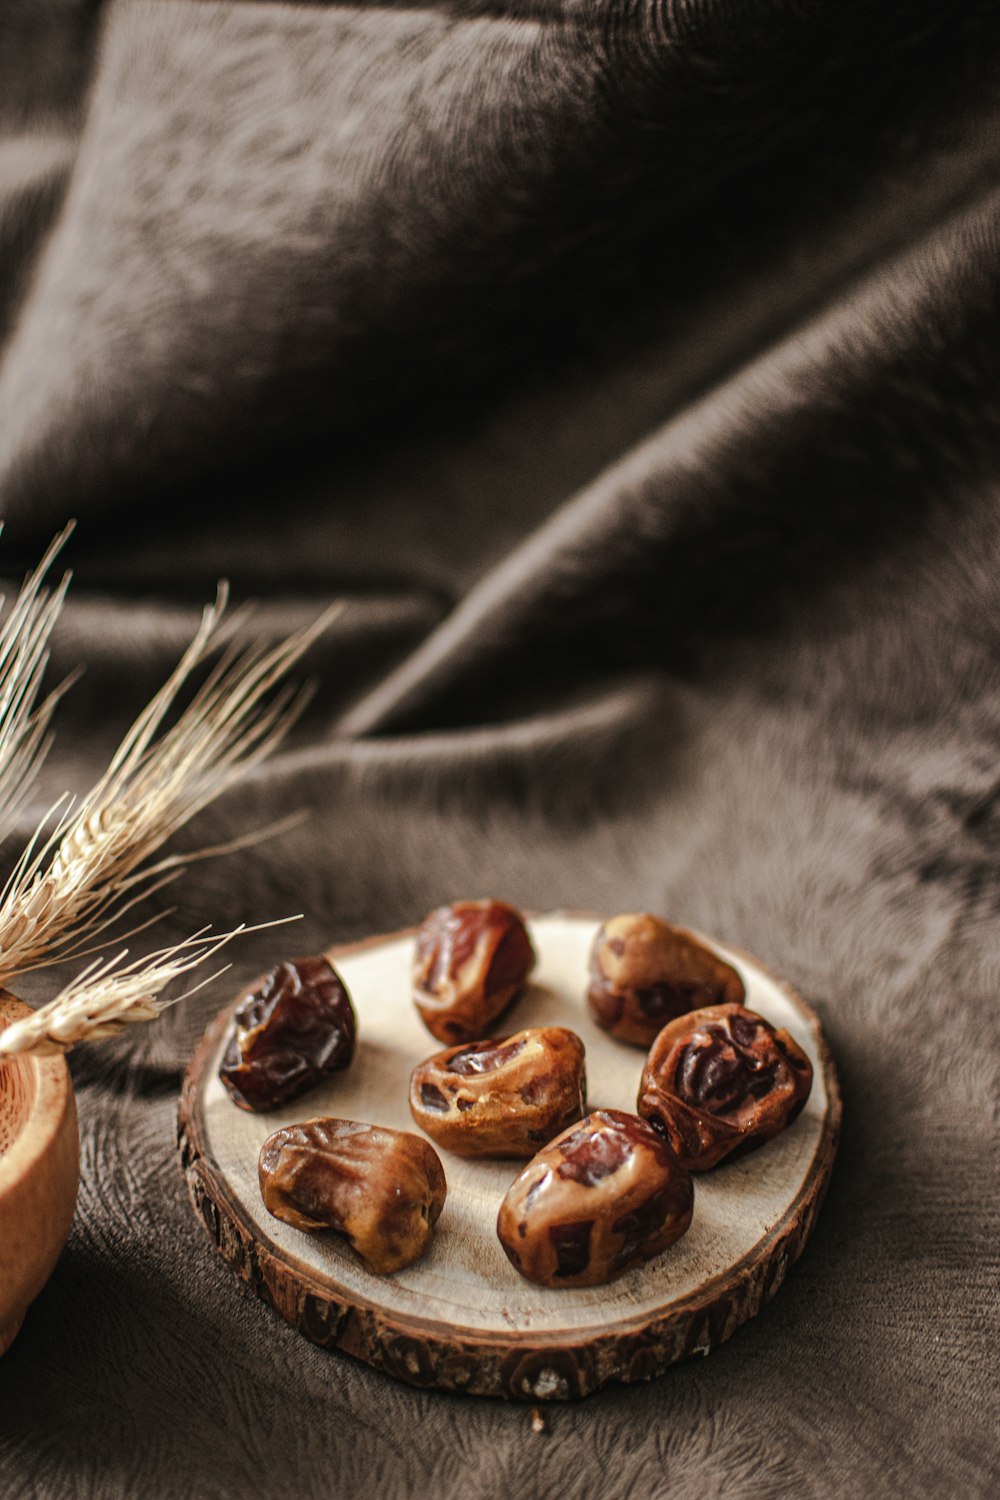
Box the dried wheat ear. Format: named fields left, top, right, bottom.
left=0, top=527, right=335, bottom=1062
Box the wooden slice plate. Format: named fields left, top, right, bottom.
left=178, top=913, right=840, bottom=1401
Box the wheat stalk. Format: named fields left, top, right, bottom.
left=0, top=554, right=338, bottom=1061
left=0, top=920, right=297, bottom=1060
left=0, top=523, right=76, bottom=837
left=0, top=585, right=336, bottom=992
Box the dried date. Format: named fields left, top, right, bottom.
left=409, top=1027, right=586, bottom=1157
left=637, top=1003, right=813, bottom=1170
left=258, top=1118, right=447, bottom=1274
left=219, top=956, right=356, bottom=1112
left=496, top=1109, right=693, bottom=1287
left=587, top=912, right=746, bottom=1047
left=413, top=899, right=536, bottom=1044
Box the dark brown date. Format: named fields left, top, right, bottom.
left=412, top=899, right=535, bottom=1044
left=258, top=1118, right=447, bottom=1274
left=219, top=956, right=356, bottom=1112
left=587, top=912, right=746, bottom=1047
left=637, top=1003, right=813, bottom=1170
left=409, top=1027, right=586, bottom=1158
left=496, top=1109, right=693, bottom=1287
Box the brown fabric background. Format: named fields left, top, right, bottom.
left=1, top=2, right=999, bottom=1495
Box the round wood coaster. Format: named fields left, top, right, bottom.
left=178, top=913, right=840, bottom=1401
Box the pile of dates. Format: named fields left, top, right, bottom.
left=221, top=901, right=813, bottom=1285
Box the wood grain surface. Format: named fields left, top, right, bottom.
left=179, top=914, right=840, bottom=1400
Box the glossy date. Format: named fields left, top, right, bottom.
left=412, top=899, right=535, bottom=1044
left=496, top=1109, right=693, bottom=1287
left=219, top=955, right=356, bottom=1112
left=258, top=1118, right=447, bottom=1274
left=637, top=1003, right=813, bottom=1170
left=409, top=1026, right=586, bottom=1157
left=587, top=913, right=746, bottom=1048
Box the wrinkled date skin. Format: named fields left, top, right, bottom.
left=409, top=1027, right=586, bottom=1158
left=637, top=1003, right=813, bottom=1171
left=496, top=1109, right=694, bottom=1287
left=412, top=899, right=536, bottom=1045
left=219, top=956, right=356, bottom=1112
left=258, top=1118, right=447, bottom=1274
left=587, top=912, right=746, bottom=1047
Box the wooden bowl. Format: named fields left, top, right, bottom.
left=0, top=993, right=79, bottom=1355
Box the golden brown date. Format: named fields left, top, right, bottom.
left=496, top=1109, right=693, bottom=1287
left=587, top=912, right=745, bottom=1047
left=258, top=1118, right=447, bottom=1274
left=409, top=1027, right=586, bottom=1158
left=219, top=956, right=356, bottom=1112
left=412, top=899, right=535, bottom=1044
left=637, top=1003, right=813, bottom=1170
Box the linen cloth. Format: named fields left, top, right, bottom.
left=1, top=2, right=998, bottom=1495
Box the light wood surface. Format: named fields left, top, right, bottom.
left=0, top=993, right=80, bottom=1355
left=179, top=914, right=840, bottom=1399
